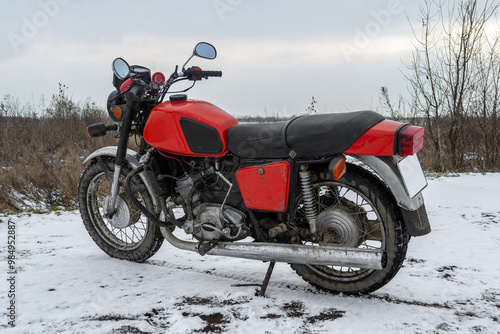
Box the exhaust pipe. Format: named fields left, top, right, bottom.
left=160, top=227, right=386, bottom=270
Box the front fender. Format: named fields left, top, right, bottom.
left=352, top=154, right=431, bottom=236
left=82, top=146, right=159, bottom=208
left=83, top=146, right=141, bottom=168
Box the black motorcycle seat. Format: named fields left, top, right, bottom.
left=226, top=110, right=384, bottom=159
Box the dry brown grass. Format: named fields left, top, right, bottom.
left=0, top=89, right=116, bottom=212
left=414, top=117, right=500, bottom=173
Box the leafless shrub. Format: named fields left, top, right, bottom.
left=382, top=0, right=500, bottom=172
left=0, top=84, right=115, bottom=212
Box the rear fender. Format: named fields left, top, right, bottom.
left=344, top=120, right=403, bottom=156
left=82, top=146, right=159, bottom=208
left=351, top=154, right=431, bottom=236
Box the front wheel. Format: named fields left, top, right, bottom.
left=291, top=164, right=409, bottom=294
left=78, top=158, right=163, bottom=262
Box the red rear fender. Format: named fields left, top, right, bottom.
left=343, top=120, right=404, bottom=156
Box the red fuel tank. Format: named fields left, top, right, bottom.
left=143, top=99, right=238, bottom=157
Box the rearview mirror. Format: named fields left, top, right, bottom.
left=182, top=42, right=217, bottom=70
left=193, top=42, right=217, bottom=60
left=112, top=58, right=130, bottom=80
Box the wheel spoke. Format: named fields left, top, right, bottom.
left=131, top=226, right=142, bottom=242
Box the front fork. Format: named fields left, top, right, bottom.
left=105, top=86, right=140, bottom=217
left=106, top=165, right=123, bottom=216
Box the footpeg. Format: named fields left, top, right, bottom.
left=268, top=223, right=288, bottom=237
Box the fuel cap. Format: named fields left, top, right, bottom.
left=170, top=94, right=187, bottom=102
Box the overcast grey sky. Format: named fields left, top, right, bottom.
left=1, top=0, right=424, bottom=116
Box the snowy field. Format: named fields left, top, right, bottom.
left=1, top=173, right=499, bottom=333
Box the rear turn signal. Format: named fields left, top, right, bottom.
left=398, top=125, right=424, bottom=156
left=329, top=156, right=346, bottom=180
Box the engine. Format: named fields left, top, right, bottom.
left=183, top=203, right=247, bottom=241
left=174, top=168, right=250, bottom=241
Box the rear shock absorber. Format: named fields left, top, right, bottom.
left=299, top=166, right=318, bottom=233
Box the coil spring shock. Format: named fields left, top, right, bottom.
left=299, top=169, right=318, bottom=233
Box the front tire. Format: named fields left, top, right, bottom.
left=78, top=158, right=163, bottom=262
left=291, top=164, right=409, bottom=294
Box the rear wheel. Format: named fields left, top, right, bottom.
left=78, top=158, right=163, bottom=262
left=290, top=164, right=409, bottom=294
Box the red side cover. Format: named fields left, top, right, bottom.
left=236, top=161, right=290, bottom=212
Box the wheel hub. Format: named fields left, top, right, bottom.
left=103, top=195, right=137, bottom=229
left=317, top=206, right=362, bottom=247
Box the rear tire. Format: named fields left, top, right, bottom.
left=291, top=164, right=409, bottom=294
left=78, top=158, right=163, bottom=262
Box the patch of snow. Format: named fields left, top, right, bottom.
left=1, top=174, right=499, bottom=333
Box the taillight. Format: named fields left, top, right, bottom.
left=398, top=125, right=424, bottom=156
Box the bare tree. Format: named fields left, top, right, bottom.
left=405, top=0, right=500, bottom=171
left=471, top=31, right=500, bottom=170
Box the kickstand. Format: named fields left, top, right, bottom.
left=232, top=261, right=276, bottom=297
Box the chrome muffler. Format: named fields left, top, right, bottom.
left=160, top=227, right=386, bottom=270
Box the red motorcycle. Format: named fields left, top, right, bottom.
left=78, top=42, right=430, bottom=295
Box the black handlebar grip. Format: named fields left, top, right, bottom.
left=128, top=84, right=142, bottom=99
left=87, top=123, right=118, bottom=137
left=106, top=124, right=118, bottom=131
left=185, top=68, right=222, bottom=81
left=202, top=71, right=222, bottom=77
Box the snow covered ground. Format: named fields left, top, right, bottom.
left=1, top=173, right=499, bottom=333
